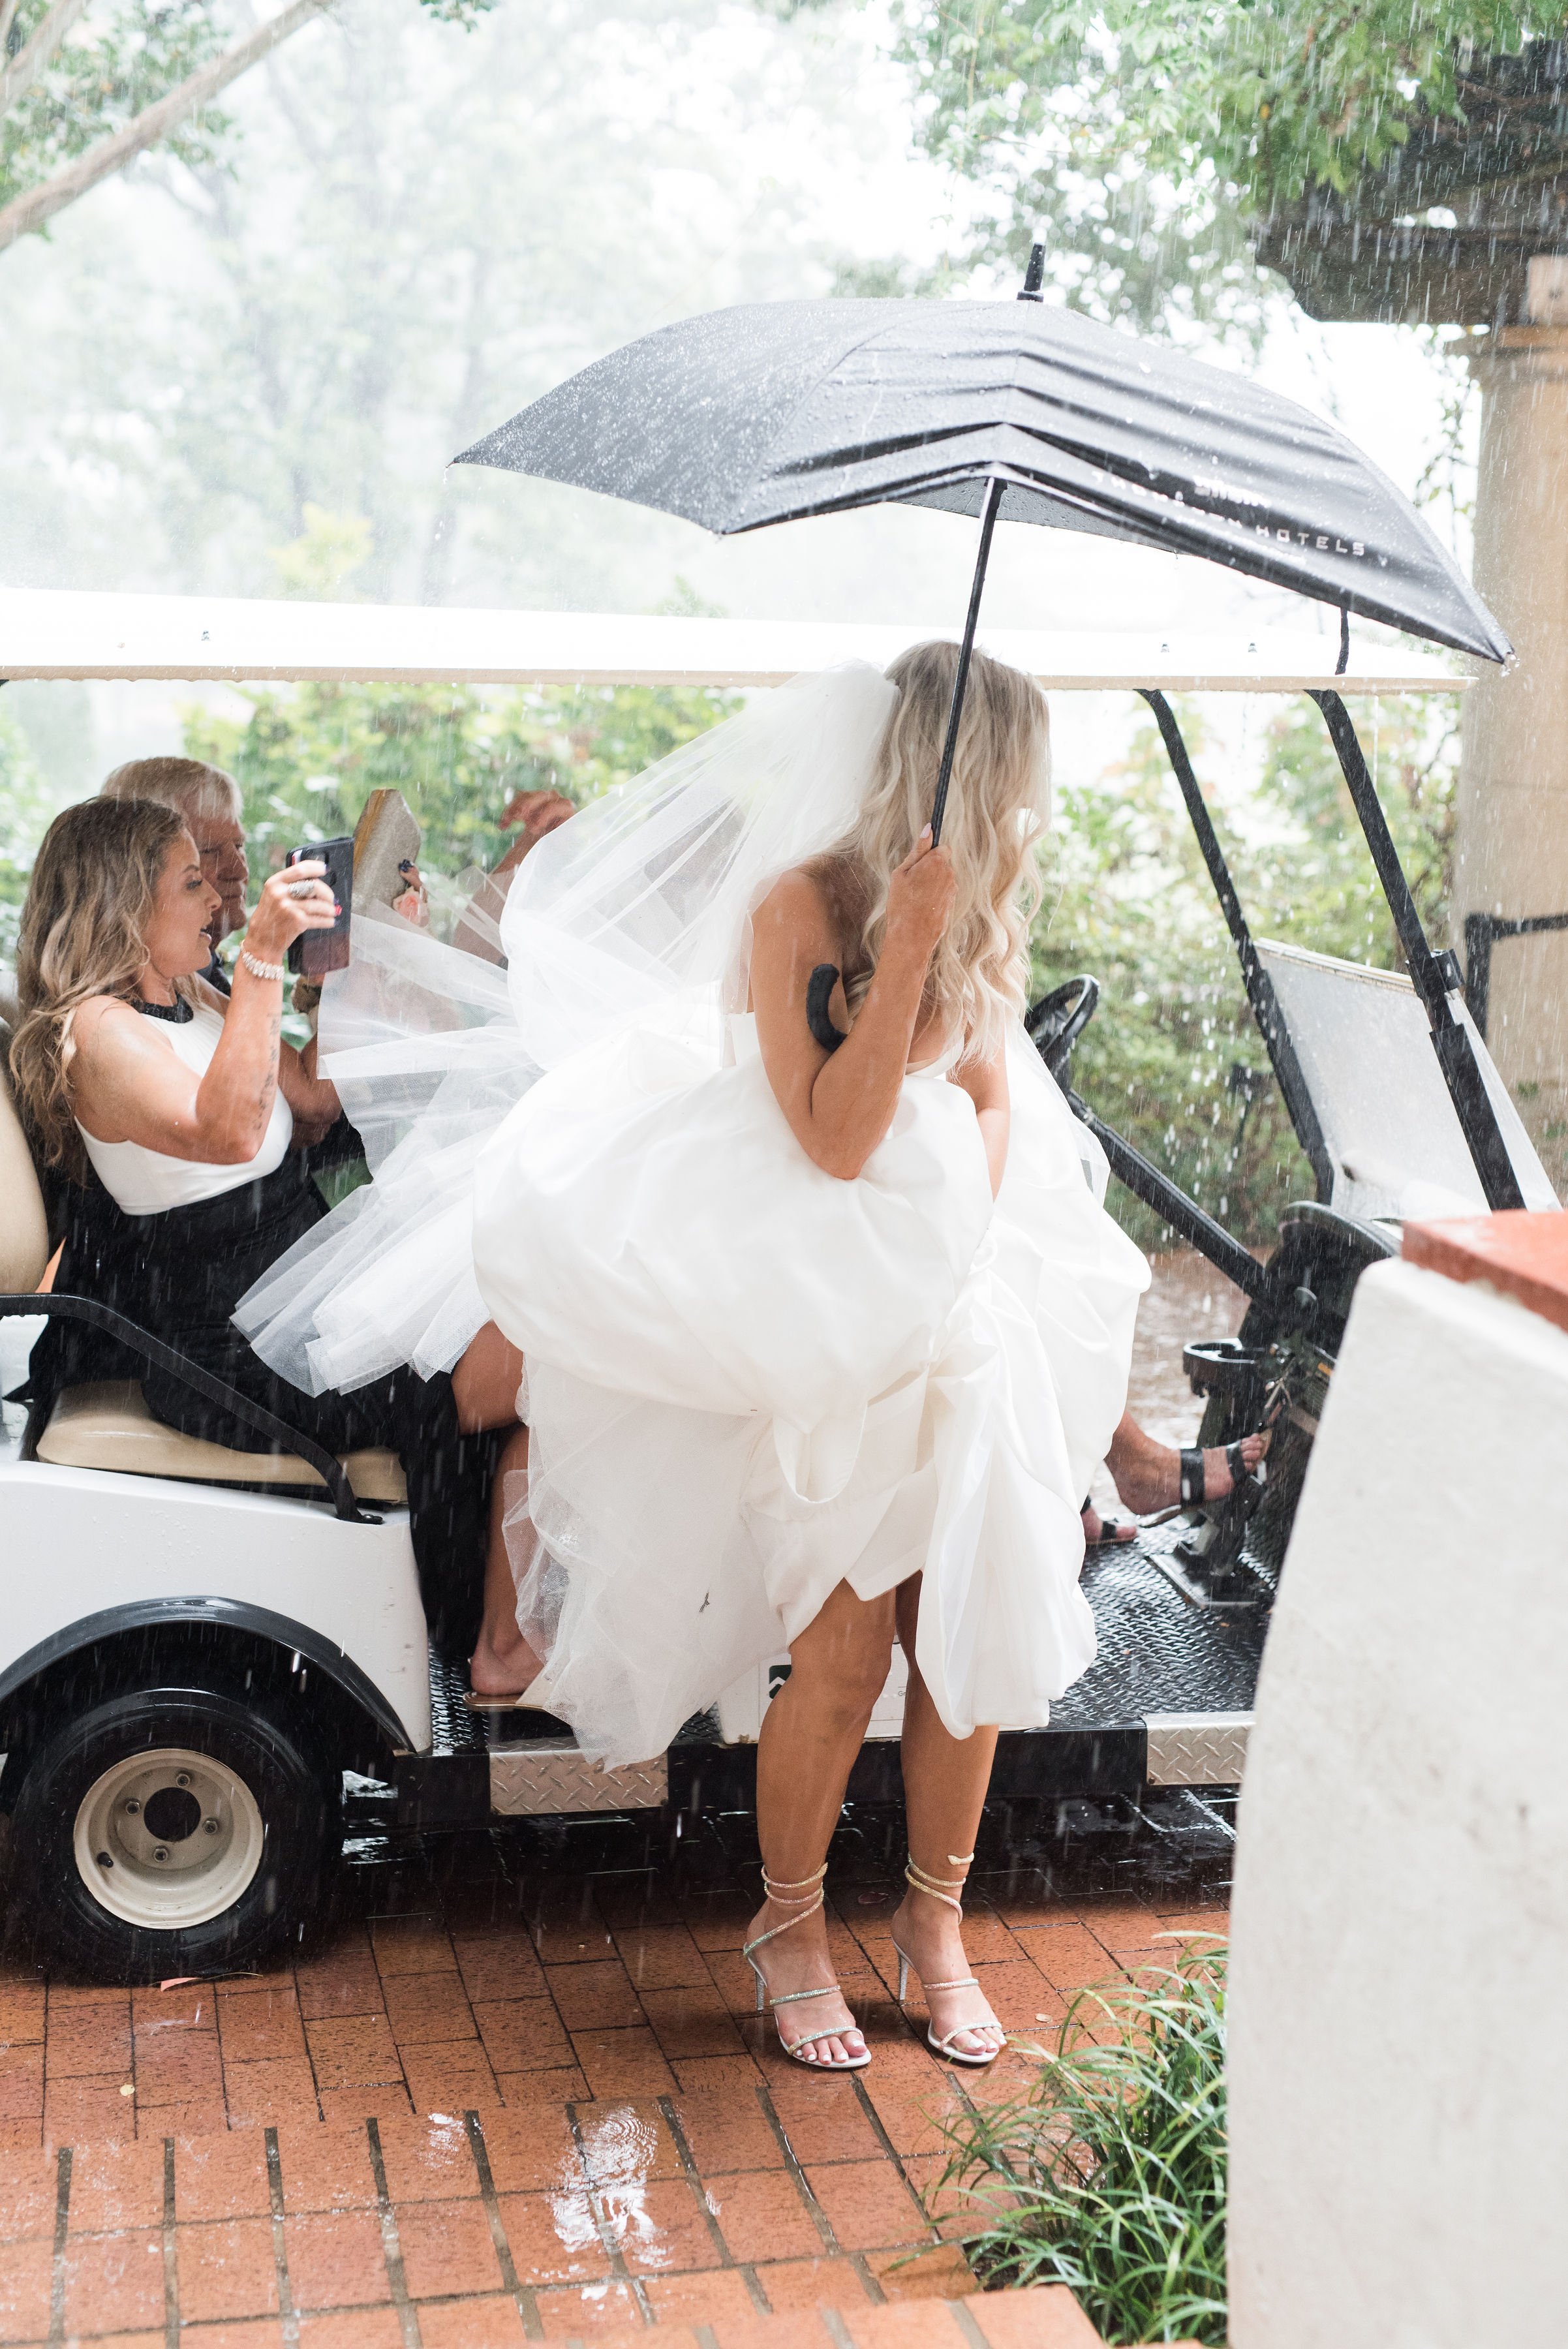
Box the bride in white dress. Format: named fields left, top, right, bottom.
left=238, top=641, right=1147, bottom=2070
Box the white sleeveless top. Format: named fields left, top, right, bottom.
left=76, top=1001, right=293, bottom=1216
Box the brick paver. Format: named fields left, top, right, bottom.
left=0, top=1792, right=1231, bottom=2342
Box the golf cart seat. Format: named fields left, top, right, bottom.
left=1258, top=938, right=1560, bottom=1222
left=33, top=1379, right=407, bottom=1502
left=1, top=1017, right=405, bottom=1509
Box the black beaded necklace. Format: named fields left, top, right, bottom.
left=131, top=993, right=194, bottom=1024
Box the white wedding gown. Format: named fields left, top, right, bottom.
left=473, top=1007, right=1147, bottom=1764
left=236, top=662, right=1149, bottom=1766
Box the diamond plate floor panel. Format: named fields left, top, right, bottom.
left=431, top=1514, right=1273, bottom=1796
left=1052, top=1516, right=1274, bottom=1728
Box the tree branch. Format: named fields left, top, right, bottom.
left=0, top=0, right=94, bottom=119
left=0, top=0, right=333, bottom=254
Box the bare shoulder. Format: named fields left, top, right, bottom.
left=70, top=996, right=144, bottom=1054
left=752, top=863, right=836, bottom=939
left=69, top=996, right=170, bottom=1079
left=755, top=857, right=867, bottom=952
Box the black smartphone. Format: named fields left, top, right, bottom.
left=284, top=835, right=354, bottom=978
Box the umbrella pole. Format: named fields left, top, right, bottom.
left=929, top=476, right=1004, bottom=846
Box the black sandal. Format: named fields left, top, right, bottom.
left=1082, top=1496, right=1135, bottom=1546
left=1178, top=1441, right=1267, bottom=1514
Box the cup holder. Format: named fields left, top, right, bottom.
left=1182, top=1338, right=1263, bottom=1398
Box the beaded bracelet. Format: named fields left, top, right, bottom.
left=239, top=949, right=286, bottom=983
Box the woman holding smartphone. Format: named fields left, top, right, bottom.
left=10, top=796, right=519, bottom=1651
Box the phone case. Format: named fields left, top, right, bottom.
left=286, top=835, right=355, bottom=978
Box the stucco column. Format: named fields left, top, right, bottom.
left=1227, top=1236, right=1568, bottom=2348
left=1457, top=322, right=1568, bottom=1186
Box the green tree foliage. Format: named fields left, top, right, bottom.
left=0, top=0, right=493, bottom=254
left=1, top=0, right=226, bottom=217
left=1034, top=690, right=1459, bottom=1245
left=887, top=2, right=1566, bottom=333
left=891, top=0, right=1265, bottom=335
left=179, top=677, right=741, bottom=903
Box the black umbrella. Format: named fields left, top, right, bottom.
left=457, top=251, right=1509, bottom=840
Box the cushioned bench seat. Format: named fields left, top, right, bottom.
left=35, top=1381, right=408, bottom=1505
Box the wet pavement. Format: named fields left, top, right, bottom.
left=0, top=1792, right=1233, bottom=2342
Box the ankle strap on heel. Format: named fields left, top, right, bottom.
left=746, top=1861, right=827, bottom=1957
left=761, top=1862, right=827, bottom=1902
left=904, top=1854, right=974, bottom=1916
left=761, top=1862, right=827, bottom=1918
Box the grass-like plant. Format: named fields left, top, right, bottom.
left=929, top=1940, right=1228, bottom=2346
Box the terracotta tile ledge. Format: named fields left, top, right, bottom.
left=1403, top=1208, right=1568, bottom=1336
left=500, top=2285, right=1180, bottom=2349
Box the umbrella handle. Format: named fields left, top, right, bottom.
left=929, top=245, right=1046, bottom=842
left=930, top=475, right=1004, bottom=846
left=806, top=963, right=848, bottom=1053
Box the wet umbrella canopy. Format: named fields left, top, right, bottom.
left=455, top=288, right=1511, bottom=669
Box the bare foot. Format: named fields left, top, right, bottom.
left=745, top=1901, right=867, bottom=2067
left=1082, top=1502, right=1135, bottom=1546
left=468, top=1626, right=546, bottom=1700
left=1105, top=1423, right=1267, bottom=1517
left=888, top=1892, right=1003, bottom=2061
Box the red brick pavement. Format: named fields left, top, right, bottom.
left=0, top=1859, right=1225, bottom=2344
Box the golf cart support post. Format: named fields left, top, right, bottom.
left=1310, top=688, right=1526, bottom=1210
left=1116, top=686, right=1534, bottom=1248
left=1139, top=689, right=1333, bottom=1205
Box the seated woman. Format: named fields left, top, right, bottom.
left=8, top=795, right=529, bottom=1664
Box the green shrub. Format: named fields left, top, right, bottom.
left=181, top=678, right=741, bottom=888
left=930, top=1942, right=1229, bottom=2346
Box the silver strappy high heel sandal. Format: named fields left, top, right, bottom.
left=742, top=1863, right=870, bottom=2072
left=890, top=1854, right=1006, bottom=2067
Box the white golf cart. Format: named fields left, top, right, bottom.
left=0, top=585, right=1554, bottom=1983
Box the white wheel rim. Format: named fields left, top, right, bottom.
left=72, top=1746, right=266, bottom=1930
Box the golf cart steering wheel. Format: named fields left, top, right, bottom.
left=1025, top=974, right=1100, bottom=1080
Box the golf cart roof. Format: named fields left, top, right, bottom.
left=0, top=587, right=1467, bottom=694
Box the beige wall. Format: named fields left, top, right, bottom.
left=1458, top=328, right=1568, bottom=1186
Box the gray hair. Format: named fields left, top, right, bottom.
left=100, top=754, right=242, bottom=826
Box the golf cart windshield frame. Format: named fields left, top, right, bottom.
left=1122, top=688, right=1530, bottom=1239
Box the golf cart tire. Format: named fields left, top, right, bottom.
left=8, top=1683, right=338, bottom=1984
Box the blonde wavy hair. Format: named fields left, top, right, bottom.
left=825, top=640, right=1049, bottom=1066
left=10, top=796, right=191, bottom=1176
